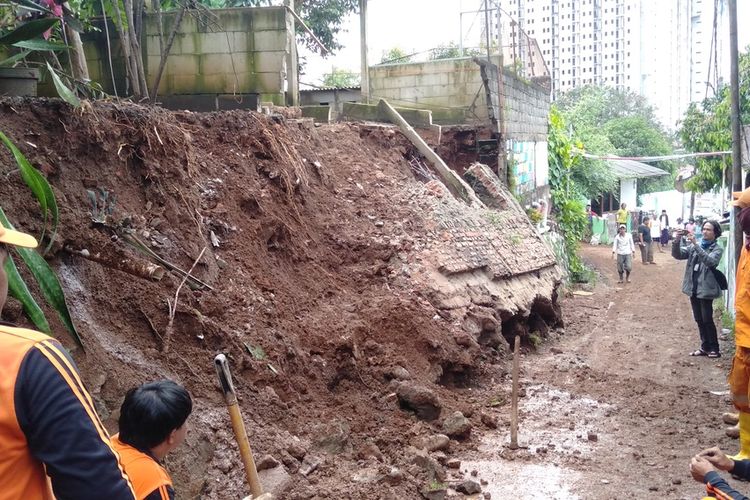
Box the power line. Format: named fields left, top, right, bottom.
left=572, top=150, right=731, bottom=162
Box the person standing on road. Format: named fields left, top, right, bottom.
left=616, top=202, right=629, bottom=227
left=650, top=215, right=664, bottom=253
left=672, top=219, right=724, bottom=359
left=638, top=216, right=655, bottom=264
left=659, top=210, right=671, bottom=248
left=686, top=217, right=696, bottom=235
left=612, top=224, right=636, bottom=284
left=728, top=189, right=750, bottom=461
left=0, top=226, right=135, bottom=499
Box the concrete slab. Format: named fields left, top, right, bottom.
left=156, top=94, right=217, bottom=112
left=300, top=105, right=331, bottom=123
left=217, top=94, right=260, bottom=111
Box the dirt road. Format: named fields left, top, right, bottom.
left=462, top=243, right=741, bottom=499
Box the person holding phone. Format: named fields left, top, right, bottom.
left=672, top=220, right=724, bottom=358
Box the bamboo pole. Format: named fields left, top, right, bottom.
left=377, top=98, right=483, bottom=207
left=509, top=335, right=520, bottom=449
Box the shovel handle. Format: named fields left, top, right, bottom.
left=215, top=353, right=238, bottom=404
left=214, top=354, right=263, bottom=498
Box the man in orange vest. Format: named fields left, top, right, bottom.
left=729, top=187, right=750, bottom=461
left=112, top=380, right=192, bottom=500
left=0, top=226, right=136, bottom=499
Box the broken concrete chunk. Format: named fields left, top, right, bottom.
left=286, top=442, right=307, bottom=460
left=357, top=442, right=384, bottom=461
left=299, top=455, right=322, bottom=476
left=311, top=420, right=351, bottom=454
left=480, top=412, right=499, bottom=429
left=442, top=410, right=472, bottom=439
left=420, top=488, right=447, bottom=500
left=456, top=480, right=482, bottom=494
left=385, top=365, right=412, bottom=381
left=384, top=467, right=404, bottom=485
left=419, top=433, right=450, bottom=452
left=256, top=454, right=280, bottom=471
left=397, top=382, right=442, bottom=421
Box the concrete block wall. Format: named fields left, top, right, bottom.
left=369, top=56, right=550, bottom=142
left=80, top=7, right=288, bottom=103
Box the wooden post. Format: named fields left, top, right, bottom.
left=509, top=335, right=521, bottom=449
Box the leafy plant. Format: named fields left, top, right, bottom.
left=321, top=66, right=360, bottom=88
left=0, top=11, right=82, bottom=107
left=0, top=133, right=82, bottom=347
left=380, top=47, right=413, bottom=64
left=0, top=131, right=58, bottom=253
left=548, top=106, right=588, bottom=277
left=528, top=332, right=542, bottom=348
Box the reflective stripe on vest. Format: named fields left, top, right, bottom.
left=0, top=325, right=55, bottom=500
left=111, top=435, right=172, bottom=500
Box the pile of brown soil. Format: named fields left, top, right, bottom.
left=0, top=98, right=519, bottom=499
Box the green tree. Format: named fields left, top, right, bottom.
left=677, top=48, right=750, bottom=193
left=321, top=67, right=360, bottom=87
left=548, top=106, right=588, bottom=276
left=557, top=85, right=675, bottom=197
left=380, top=47, right=412, bottom=64
left=429, top=42, right=462, bottom=60
left=555, top=85, right=661, bottom=130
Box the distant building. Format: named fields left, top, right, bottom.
left=496, top=0, right=729, bottom=129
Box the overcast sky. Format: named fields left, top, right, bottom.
left=300, top=0, right=486, bottom=87
left=299, top=0, right=750, bottom=88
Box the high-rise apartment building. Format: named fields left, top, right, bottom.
left=495, top=0, right=729, bottom=129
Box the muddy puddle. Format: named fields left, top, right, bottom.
left=462, top=384, right=614, bottom=499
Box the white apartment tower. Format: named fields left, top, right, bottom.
left=496, top=0, right=729, bottom=129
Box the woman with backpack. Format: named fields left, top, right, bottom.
left=672, top=219, right=726, bottom=358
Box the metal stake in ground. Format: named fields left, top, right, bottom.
left=214, top=354, right=264, bottom=498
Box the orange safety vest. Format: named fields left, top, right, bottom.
left=111, top=435, right=172, bottom=500
left=737, top=246, right=750, bottom=348
left=0, top=325, right=57, bottom=500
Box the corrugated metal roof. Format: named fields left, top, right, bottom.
left=609, top=158, right=669, bottom=179
left=299, top=86, right=361, bottom=92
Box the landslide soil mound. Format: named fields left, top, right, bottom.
left=0, top=98, right=509, bottom=499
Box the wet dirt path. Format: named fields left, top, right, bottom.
left=463, top=243, right=743, bottom=499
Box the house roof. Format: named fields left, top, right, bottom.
left=608, top=158, right=669, bottom=179
left=299, top=86, right=361, bottom=92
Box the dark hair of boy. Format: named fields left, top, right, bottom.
left=118, top=380, right=192, bottom=452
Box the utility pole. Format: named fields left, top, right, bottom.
left=729, top=0, right=742, bottom=265
left=360, top=0, right=369, bottom=103
left=285, top=0, right=299, bottom=106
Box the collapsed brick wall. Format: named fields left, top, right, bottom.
left=407, top=175, right=562, bottom=360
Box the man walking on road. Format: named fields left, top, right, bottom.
left=612, top=224, right=636, bottom=283
left=638, top=216, right=655, bottom=264
left=616, top=202, right=629, bottom=227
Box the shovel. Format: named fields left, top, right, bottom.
left=214, top=354, right=264, bottom=498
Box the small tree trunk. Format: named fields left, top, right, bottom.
left=149, top=5, right=186, bottom=100
left=123, top=0, right=148, bottom=98
left=65, top=24, right=90, bottom=81
left=110, top=0, right=136, bottom=95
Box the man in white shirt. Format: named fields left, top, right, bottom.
left=612, top=224, right=636, bottom=283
